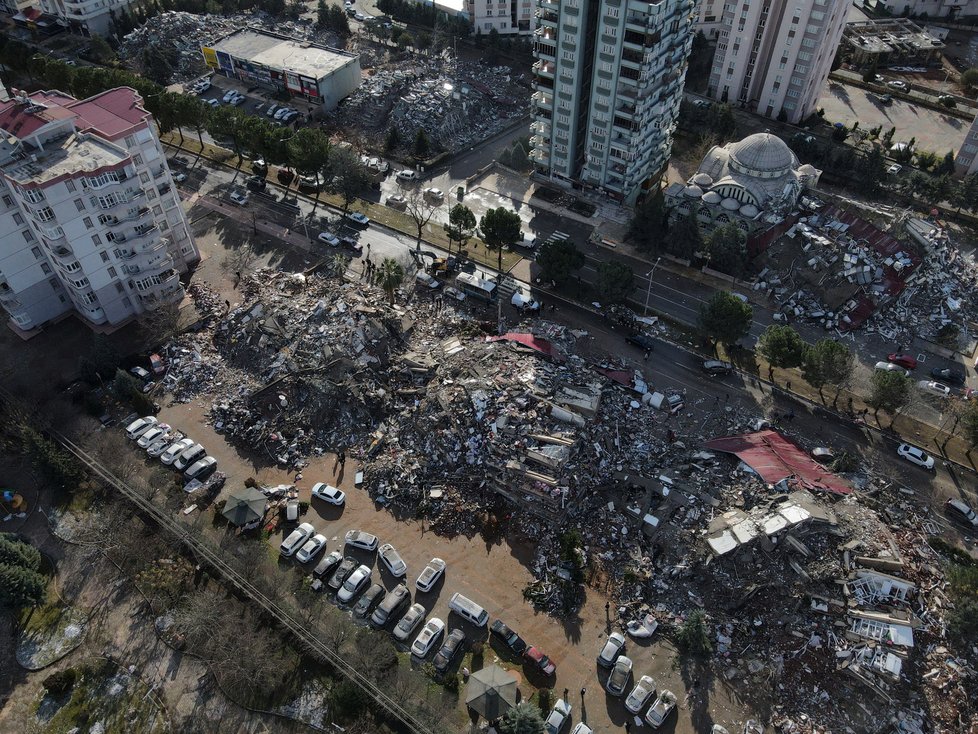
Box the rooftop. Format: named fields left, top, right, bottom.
left=208, top=28, right=357, bottom=81
left=5, top=132, right=128, bottom=185
left=843, top=18, right=944, bottom=54
left=0, top=87, right=150, bottom=144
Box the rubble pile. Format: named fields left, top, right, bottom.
left=119, top=11, right=242, bottom=82
left=334, top=59, right=528, bottom=152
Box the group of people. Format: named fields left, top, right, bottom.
left=361, top=258, right=376, bottom=280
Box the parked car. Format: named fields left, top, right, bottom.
left=410, top=618, right=445, bottom=658
left=295, top=533, right=328, bottom=564
left=345, top=529, right=379, bottom=551
left=371, top=583, right=411, bottom=628
left=229, top=94, right=246, bottom=106
left=875, top=361, right=909, bottom=376
left=246, top=175, right=266, bottom=192
left=280, top=522, right=315, bottom=558
left=379, top=543, right=407, bottom=577
left=136, top=426, right=166, bottom=449
left=946, top=498, right=978, bottom=530
left=415, top=557, right=446, bottom=592
left=597, top=631, right=626, bottom=668
left=877, top=93, right=893, bottom=105
left=172, top=172, right=187, bottom=184
left=125, top=416, right=158, bottom=440
left=337, top=564, right=371, bottom=603
left=147, top=432, right=181, bottom=456
left=887, top=80, right=908, bottom=91
left=918, top=380, right=951, bottom=398
left=432, top=628, right=466, bottom=674
left=205, top=98, right=220, bottom=108
left=318, top=232, right=341, bottom=247
left=490, top=619, right=527, bottom=656
left=344, top=212, right=370, bottom=227
left=645, top=690, right=677, bottom=728
left=692, top=99, right=711, bottom=109
left=931, top=367, right=965, bottom=385
left=896, top=443, right=935, bottom=470
left=160, top=438, right=193, bottom=464
left=392, top=602, right=426, bottom=642
left=544, top=699, right=572, bottom=734
left=327, top=556, right=359, bottom=591
left=173, top=443, right=205, bottom=471
left=265, top=104, right=280, bottom=117
left=423, top=187, right=444, bottom=201
left=386, top=193, right=407, bottom=210
left=229, top=191, right=249, bottom=206
left=415, top=271, right=441, bottom=290
left=702, top=360, right=733, bottom=376
left=353, top=583, right=386, bottom=617
left=524, top=646, right=556, bottom=676
left=396, top=169, right=418, bottom=181
left=625, top=332, right=656, bottom=351
left=886, top=163, right=902, bottom=175
left=569, top=725, right=593, bottom=734
left=313, top=550, right=343, bottom=579
left=625, top=674, right=657, bottom=714
left=606, top=655, right=633, bottom=696
left=887, top=353, right=918, bottom=370
left=311, top=482, right=345, bottom=505
left=184, top=456, right=217, bottom=480
left=222, top=90, right=239, bottom=103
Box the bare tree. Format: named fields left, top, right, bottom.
left=404, top=189, right=437, bottom=249
left=220, top=245, right=259, bottom=285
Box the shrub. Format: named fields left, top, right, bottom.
left=42, top=667, right=78, bottom=694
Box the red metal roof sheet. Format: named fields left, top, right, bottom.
left=485, top=332, right=564, bottom=362
left=704, top=429, right=852, bottom=495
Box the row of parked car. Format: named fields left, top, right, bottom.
left=595, top=632, right=676, bottom=728
left=124, top=416, right=218, bottom=480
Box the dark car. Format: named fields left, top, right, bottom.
left=327, top=556, right=358, bottom=591
left=338, top=234, right=361, bottom=252
left=702, top=360, right=733, bottom=376
left=432, top=628, right=466, bottom=674
left=490, top=619, right=527, bottom=656
left=246, top=175, right=267, bottom=192
left=887, top=353, right=918, bottom=370
left=625, top=333, right=656, bottom=352
left=353, top=583, right=386, bottom=617
left=313, top=550, right=342, bottom=579
left=931, top=367, right=965, bottom=385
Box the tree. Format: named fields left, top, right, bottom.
left=801, top=339, right=853, bottom=404
left=416, top=31, right=432, bottom=53
left=862, top=59, right=879, bottom=84
left=595, top=261, right=634, bottom=305
left=667, top=214, right=702, bottom=260
left=316, top=0, right=329, bottom=27
left=757, top=324, right=807, bottom=380
left=961, top=401, right=978, bottom=448
left=374, top=257, right=405, bottom=304
left=413, top=128, right=430, bottom=158
left=385, top=126, right=401, bottom=153
left=404, top=190, right=437, bottom=247
left=328, top=146, right=370, bottom=213
left=498, top=702, right=545, bottom=734
left=397, top=30, right=413, bottom=49
left=141, top=44, right=174, bottom=86
left=535, top=237, right=585, bottom=287
left=0, top=535, right=41, bottom=573
left=962, top=67, right=978, bottom=93
left=708, top=103, right=737, bottom=141
left=89, top=35, right=117, bottom=64
left=854, top=147, right=886, bottom=194
left=207, top=106, right=255, bottom=166
left=936, top=150, right=957, bottom=176
left=626, top=190, right=666, bottom=253
left=867, top=369, right=911, bottom=425
left=479, top=207, right=522, bottom=276
left=705, top=222, right=748, bottom=278
left=443, top=203, right=476, bottom=256
left=288, top=127, right=331, bottom=211
left=698, top=291, right=753, bottom=347
left=0, top=564, right=46, bottom=609
left=676, top=610, right=713, bottom=657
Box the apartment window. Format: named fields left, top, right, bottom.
left=124, top=135, right=137, bottom=148
left=962, top=144, right=978, bottom=154
left=797, top=51, right=812, bottom=61
left=49, top=278, right=60, bottom=292
left=786, top=89, right=800, bottom=98
left=83, top=217, right=94, bottom=229
left=13, top=212, right=23, bottom=225
left=41, top=263, right=52, bottom=274
left=59, top=295, right=66, bottom=303
left=92, top=234, right=102, bottom=245
left=98, top=213, right=114, bottom=225
left=22, top=188, right=44, bottom=204
left=152, top=205, right=163, bottom=216
left=802, top=37, right=816, bottom=48
left=115, top=282, right=125, bottom=294
left=811, top=10, right=824, bottom=21
left=100, top=251, right=110, bottom=262
left=791, top=15, right=799, bottom=24
left=140, top=172, right=150, bottom=184
left=606, top=6, right=618, bottom=17
left=72, top=198, right=86, bottom=213
left=36, top=207, right=54, bottom=222
left=787, top=30, right=795, bottom=38
left=22, top=230, right=35, bottom=242
left=65, top=179, right=76, bottom=193
left=71, top=277, right=89, bottom=288
left=806, top=23, right=819, bottom=34
left=31, top=246, right=42, bottom=259
left=133, top=154, right=143, bottom=166
left=2, top=195, right=12, bottom=207
left=122, top=296, right=132, bottom=308
left=794, top=65, right=808, bottom=74
left=107, top=266, right=117, bottom=278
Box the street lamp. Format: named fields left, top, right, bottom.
left=643, top=257, right=661, bottom=317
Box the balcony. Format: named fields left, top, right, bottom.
left=530, top=120, right=551, bottom=135
left=530, top=149, right=550, bottom=165
left=536, top=8, right=558, bottom=26
left=538, top=0, right=558, bottom=10
left=534, top=26, right=556, bottom=43
left=533, top=60, right=555, bottom=78
left=532, top=91, right=554, bottom=110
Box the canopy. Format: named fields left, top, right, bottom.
left=221, top=486, right=268, bottom=526
left=465, top=665, right=517, bottom=720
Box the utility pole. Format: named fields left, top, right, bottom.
left=643, top=257, right=661, bottom=316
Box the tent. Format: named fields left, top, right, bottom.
left=465, top=665, right=517, bottom=721
left=221, top=486, right=268, bottom=530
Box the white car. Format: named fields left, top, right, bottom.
left=125, top=416, right=158, bottom=440
left=415, top=557, right=446, bottom=592
left=229, top=191, right=249, bottom=206
left=345, top=212, right=369, bottom=226
left=345, top=529, right=379, bottom=551
left=222, top=90, right=238, bottom=103
left=205, top=98, right=220, bottom=108
left=897, top=443, right=935, bottom=470
left=625, top=674, right=657, bottom=714
left=274, top=106, right=292, bottom=120
left=597, top=631, right=626, bottom=668
left=423, top=187, right=444, bottom=201
left=146, top=432, right=181, bottom=456
left=280, top=522, right=315, bottom=558
left=544, top=699, right=572, bottom=734
left=160, top=438, right=193, bottom=464
left=337, top=564, right=371, bottom=603
left=875, top=361, right=909, bottom=376
left=918, top=380, right=951, bottom=398
left=411, top=617, right=445, bottom=658
left=296, top=533, right=328, bottom=563
left=311, top=482, right=346, bottom=505
left=318, top=232, right=341, bottom=247
left=386, top=193, right=407, bottom=209
left=606, top=655, right=633, bottom=696
left=173, top=443, right=205, bottom=471
left=184, top=456, right=217, bottom=480
left=645, top=690, right=677, bottom=728
left=887, top=163, right=903, bottom=175
left=172, top=172, right=188, bottom=183
left=887, top=80, right=908, bottom=91
left=415, top=271, right=441, bottom=289
left=947, top=498, right=978, bottom=529
left=393, top=602, right=426, bottom=642
left=379, top=543, right=407, bottom=577
left=570, top=725, right=593, bottom=734
left=396, top=169, right=418, bottom=182
left=136, top=426, right=166, bottom=449
left=229, top=94, right=246, bottom=106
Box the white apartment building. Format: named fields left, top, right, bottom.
left=955, top=115, right=978, bottom=177
left=693, top=0, right=723, bottom=38
left=466, top=0, right=537, bottom=34
left=530, top=0, right=696, bottom=204
left=707, top=0, right=849, bottom=125
left=31, top=0, right=135, bottom=36
left=0, top=87, right=199, bottom=333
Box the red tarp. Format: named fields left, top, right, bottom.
left=485, top=333, right=564, bottom=362
left=704, top=429, right=852, bottom=495
left=594, top=368, right=635, bottom=389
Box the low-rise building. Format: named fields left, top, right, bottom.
left=840, top=18, right=944, bottom=70
left=0, top=87, right=199, bottom=333
left=955, top=114, right=978, bottom=176
left=870, top=0, right=978, bottom=18
left=664, top=133, right=820, bottom=234
left=202, top=28, right=361, bottom=110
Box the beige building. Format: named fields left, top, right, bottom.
left=955, top=115, right=978, bottom=177
left=707, top=0, right=849, bottom=125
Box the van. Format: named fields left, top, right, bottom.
left=448, top=592, right=489, bottom=627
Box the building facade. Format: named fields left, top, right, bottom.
left=707, top=0, right=849, bottom=125
left=0, top=87, right=199, bottom=333
left=202, top=29, right=361, bottom=110
left=35, top=0, right=134, bottom=36
left=693, top=0, right=723, bottom=39
left=955, top=115, right=978, bottom=177
left=466, top=0, right=537, bottom=35
left=530, top=0, right=696, bottom=204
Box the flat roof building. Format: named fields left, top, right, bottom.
left=202, top=28, right=361, bottom=110
left=841, top=19, right=944, bottom=69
